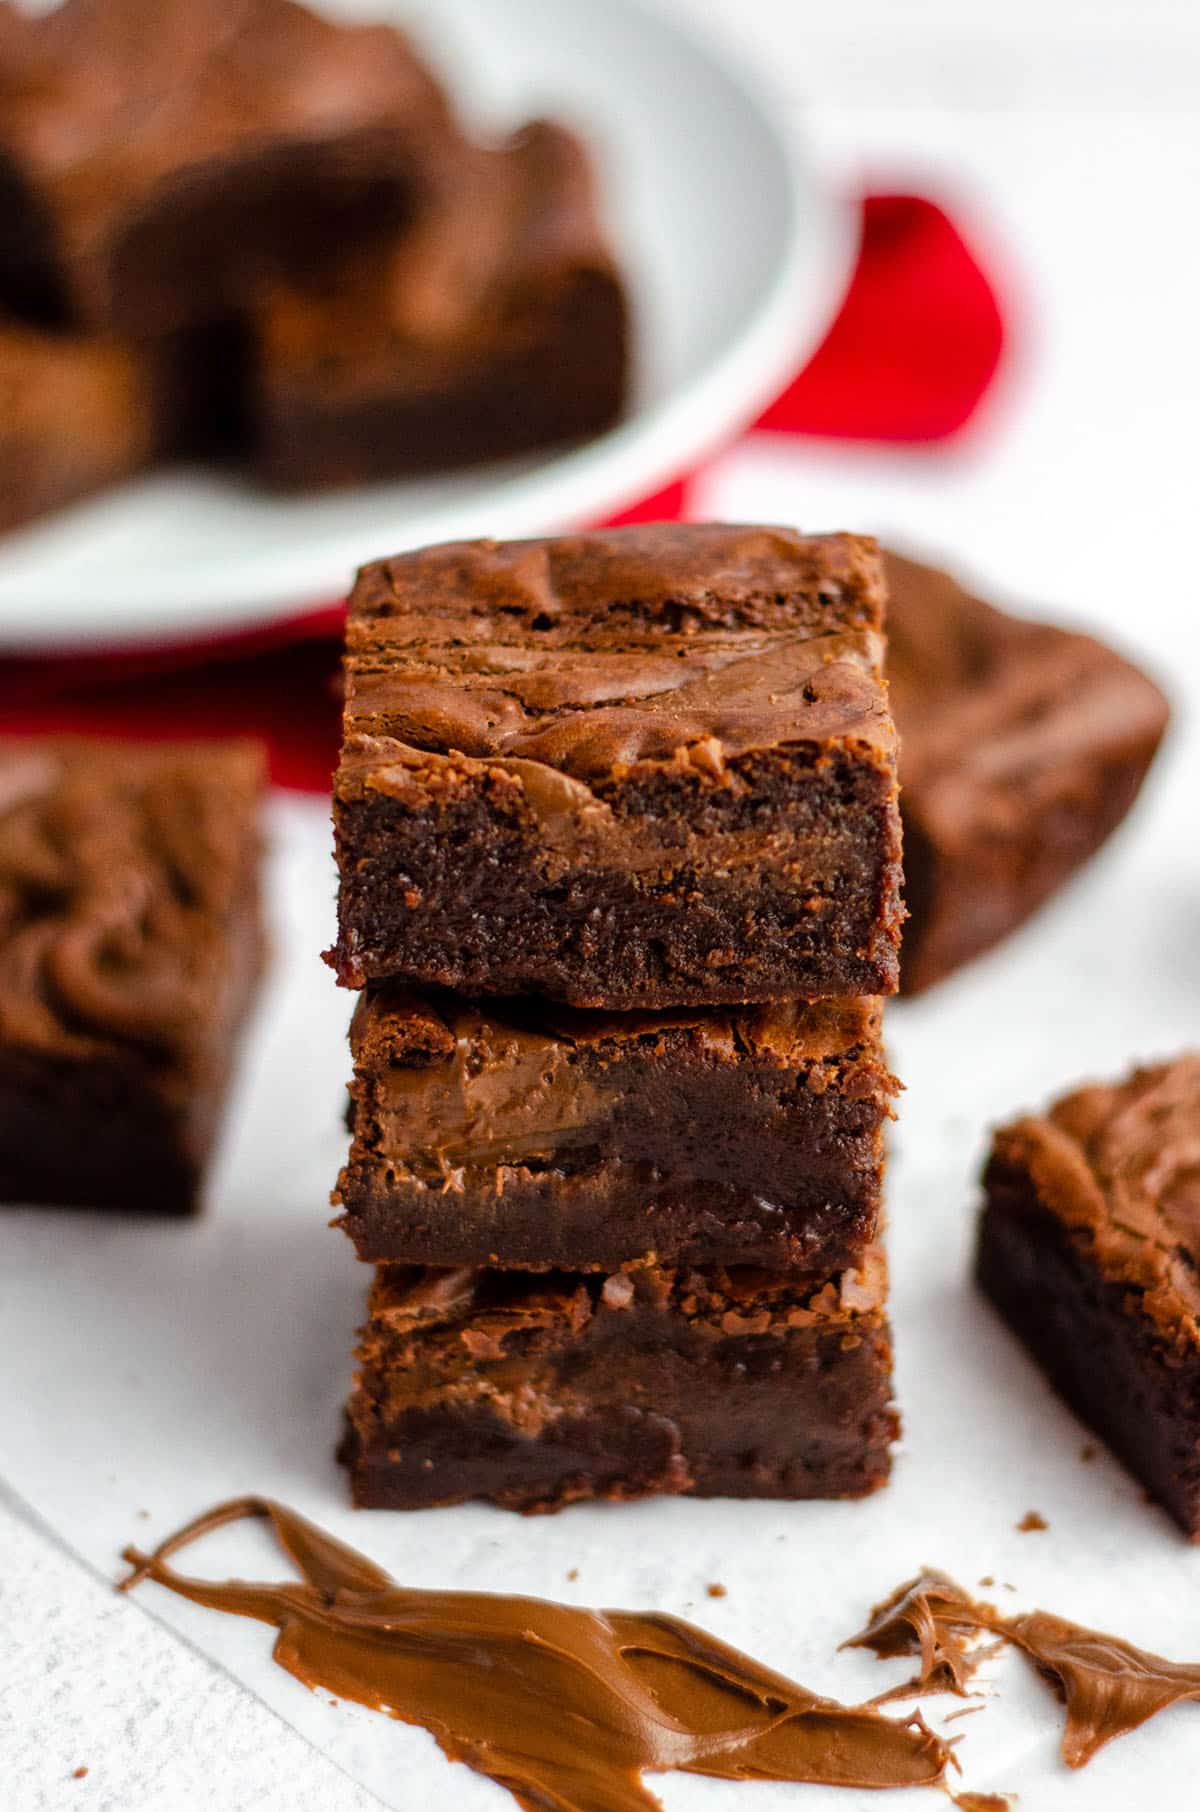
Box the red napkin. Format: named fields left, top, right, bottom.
left=0, top=193, right=1007, bottom=793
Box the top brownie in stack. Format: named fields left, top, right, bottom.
left=328, top=525, right=903, bottom=1008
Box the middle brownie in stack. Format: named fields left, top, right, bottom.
left=328, top=523, right=904, bottom=1512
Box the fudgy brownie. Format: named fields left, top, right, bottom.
left=0, top=0, right=452, bottom=332
left=886, top=550, right=1168, bottom=994
left=977, top=1054, right=1200, bottom=1538
left=0, top=738, right=266, bottom=1214
left=329, top=526, right=903, bottom=1007
left=254, top=120, right=628, bottom=488
left=0, top=323, right=156, bottom=533
left=343, top=1250, right=897, bottom=1512
left=337, top=986, right=896, bottom=1271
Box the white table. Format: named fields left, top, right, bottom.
left=7, top=5, right=1200, bottom=1807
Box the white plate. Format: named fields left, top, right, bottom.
left=0, top=0, right=854, bottom=650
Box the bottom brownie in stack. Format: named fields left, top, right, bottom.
left=343, top=1250, right=896, bottom=1513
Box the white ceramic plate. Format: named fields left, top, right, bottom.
left=0, top=0, right=854, bottom=650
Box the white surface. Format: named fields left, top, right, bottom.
left=0, top=0, right=852, bottom=649
left=7, top=8, right=1200, bottom=1812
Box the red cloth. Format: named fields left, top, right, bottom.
left=754, top=194, right=1005, bottom=441
left=0, top=192, right=1007, bottom=793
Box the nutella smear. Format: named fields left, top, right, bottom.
left=119, top=1497, right=951, bottom=1810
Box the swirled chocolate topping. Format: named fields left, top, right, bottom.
left=340, top=527, right=894, bottom=792
left=0, top=737, right=263, bottom=1067
left=120, top=1498, right=953, bottom=1810
left=990, top=1053, right=1200, bottom=1337
left=847, top=1569, right=1200, bottom=1768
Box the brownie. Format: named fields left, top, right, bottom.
left=329, top=526, right=903, bottom=1007
left=254, top=120, right=628, bottom=489
left=0, top=738, right=266, bottom=1214
left=886, top=550, right=1169, bottom=994
left=977, top=1054, right=1200, bottom=1538
left=343, top=1250, right=897, bottom=1512
left=0, top=323, right=155, bottom=532
left=0, top=0, right=452, bottom=333
left=336, top=986, right=896, bottom=1272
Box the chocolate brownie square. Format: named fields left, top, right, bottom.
left=0, top=0, right=452, bottom=332
left=977, top=1054, right=1200, bottom=1538
left=343, top=1250, right=897, bottom=1512
left=0, top=323, right=155, bottom=532
left=329, top=525, right=903, bottom=1007
left=0, top=738, right=266, bottom=1214
left=337, top=986, right=896, bottom=1272
left=254, top=120, right=628, bottom=488
left=886, top=550, right=1168, bottom=994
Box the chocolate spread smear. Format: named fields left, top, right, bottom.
left=846, top=1568, right=1200, bottom=1768
left=118, top=1497, right=951, bottom=1811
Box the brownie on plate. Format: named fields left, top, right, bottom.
left=886, top=550, right=1168, bottom=995
left=0, top=323, right=156, bottom=532
left=977, top=1053, right=1200, bottom=1538
left=329, top=525, right=903, bottom=1007
left=0, top=738, right=266, bottom=1214
left=254, top=120, right=628, bottom=488
left=343, top=1249, right=897, bottom=1512
left=0, top=0, right=452, bottom=332
left=337, top=985, right=896, bottom=1272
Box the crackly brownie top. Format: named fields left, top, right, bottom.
left=991, top=1054, right=1200, bottom=1343
left=885, top=549, right=1169, bottom=795
left=367, top=1246, right=890, bottom=1351
left=0, top=737, right=263, bottom=1067
left=340, top=526, right=892, bottom=787
left=263, top=119, right=618, bottom=387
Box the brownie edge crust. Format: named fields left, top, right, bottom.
left=977, top=1054, right=1200, bottom=1539
left=343, top=1252, right=898, bottom=1513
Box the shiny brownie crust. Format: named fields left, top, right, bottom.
left=886, top=550, right=1168, bottom=995
left=0, top=737, right=265, bottom=1214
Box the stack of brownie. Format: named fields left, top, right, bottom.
left=326, top=524, right=905, bottom=1512
left=0, top=0, right=628, bottom=534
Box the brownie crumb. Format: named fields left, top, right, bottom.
left=566, top=1569, right=579, bottom=1582
left=1017, top=1511, right=1048, bottom=1532
left=706, top=1583, right=727, bottom=1599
